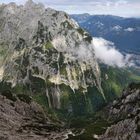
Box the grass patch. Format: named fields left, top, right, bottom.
left=33, top=93, right=49, bottom=108
left=68, top=117, right=110, bottom=140
left=45, top=41, right=54, bottom=49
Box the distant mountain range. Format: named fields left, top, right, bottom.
left=71, top=14, right=140, bottom=54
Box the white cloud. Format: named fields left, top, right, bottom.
left=52, top=36, right=94, bottom=62
left=124, top=27, right=135, bottom=32
left=92, top=37, right=133, bottom=67
left=52, top=36, right=134, bottom=68
left=115, top=0, right=128, bottom=7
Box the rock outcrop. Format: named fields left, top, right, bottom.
left=99, top=83, right=140, bottom=140
left=0, top=91, right=70, bottom=140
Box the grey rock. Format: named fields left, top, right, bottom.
left=0, top=93, right=70, bottom=140
left=99, top=83, right=140, bottom=140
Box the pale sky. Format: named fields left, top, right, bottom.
left=0, top=0, right=140, bottom=17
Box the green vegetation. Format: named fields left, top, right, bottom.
left=87, top=86, right=106, bottom=112
left=129, top=72, right=140, bottom=81
left=54, top=65, right=140, bottom=117
left=59, top=84, right=73, bottom=111
left=33, top=93, right=48, bottom=107
left=60, top=65, right=67, bottom=75
left=68, top=116, right=111, bottom=140
left=0, top=47, right=6, bottom=56
left=61, top=91, right=69, bottom=109
left=58, top=83, right=105, bottom=117
left=1, top=90, right=17, bottom=102
left=32, top=66, right=39, bottom=75
left=12, top=84, right=28, bottom=94
left=17, top=94, right=32, bottom=104
left=0, top=43, right=8, bottom=62
left=45, top=41, right=54, bottom=49
left=77, top=27, right=85, bottom=35
left=101, top=65, right=140, bottom=102
left=0, top=81, right=12, bottom=92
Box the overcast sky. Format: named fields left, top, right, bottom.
left=0, top=0, right=139, bottom=17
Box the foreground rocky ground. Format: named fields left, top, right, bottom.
left=0, top=83, right=140, bottom=140
left=0, top=91, right=70, bottom=140
left=99, top=83, right=140, bottom=140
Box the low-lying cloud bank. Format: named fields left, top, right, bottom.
left=92, top=37, right=133, bottom=67
left=52, top=36, right=134, bottom=68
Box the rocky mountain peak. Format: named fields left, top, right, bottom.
left=24, top=0, right=37, bottom=9
left=25, top=0, right=34, bottom=6
left=0, top=1, right=106, bottom=115
left=24, top=0, right=45, bottom=12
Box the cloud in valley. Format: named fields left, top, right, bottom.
left=92, top=37, right=133, bottom=67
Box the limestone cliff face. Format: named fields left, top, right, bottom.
left=0, top=0, right=105, bottom=114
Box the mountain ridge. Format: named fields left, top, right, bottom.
left=0, top=0, right=106, bottom=116
left=71, top=14, right=140, bottom=53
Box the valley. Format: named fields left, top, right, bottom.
left=71, top=14, right=140, bottom=67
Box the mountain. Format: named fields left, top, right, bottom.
left=1, top=78, right=140, bottom=140
left=0, top=0, right=106, bottom=117
left=0, top=1, right=140, bottom=139
left=71, top=14, right=140, bottom=54
left=68, top=83, right=140, bottom=139
left=0, top=1, right=140, bottom=118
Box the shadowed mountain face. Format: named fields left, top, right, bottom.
left=71, top=14, right=140, bottom=54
